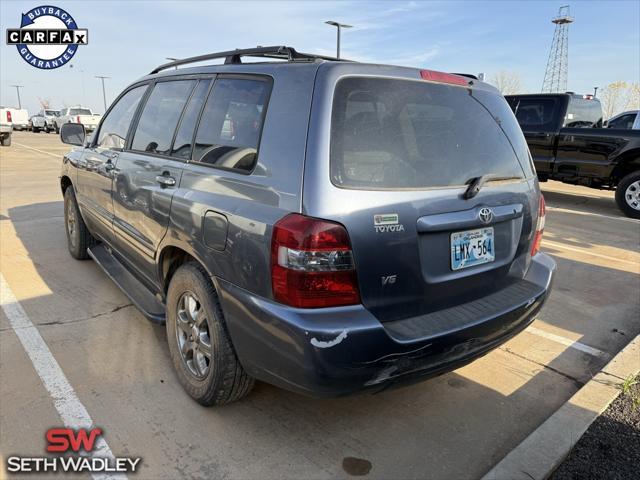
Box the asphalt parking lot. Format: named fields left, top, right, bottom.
left=1, top=130, right=639, bottom=479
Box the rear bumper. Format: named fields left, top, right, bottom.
left=216, top=253, right=556, bottom=397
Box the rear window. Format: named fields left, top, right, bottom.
left=331, top=77, right=527, bottom=190
left=565, top=98, right=602, bottom=128
left=70, top=108, right=92, bottom=116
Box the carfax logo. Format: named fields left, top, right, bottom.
left=6, top=5, right=88, bottom=69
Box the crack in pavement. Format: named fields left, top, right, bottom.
left=0, top=303, right=134, bottom=332
left=500, top=346, right=585, bottom=388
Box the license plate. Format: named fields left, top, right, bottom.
left=450, top=227, right=495, bottom=270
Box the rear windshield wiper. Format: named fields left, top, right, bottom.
left=463, top=174, right=522, bottom=199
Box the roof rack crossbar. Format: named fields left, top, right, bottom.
left=150, top=46, right=341, bottom=74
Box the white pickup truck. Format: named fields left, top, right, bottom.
left=54, top=107, right=102, bottom=133
left=0, top=106, right=12, bottom=146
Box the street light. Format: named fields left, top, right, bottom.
left=95, top=75, right=110, bottom=112
left=166, top=57, right=180, bottom=70
left=10, top=85, right=24, bottom=109
left=593, top=86, right=599, bottom=98
left=325, top=21, right=352, bottom=59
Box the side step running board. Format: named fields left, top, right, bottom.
left=88, top=244, right=165, bottom=323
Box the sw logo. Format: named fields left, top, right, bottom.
left=6, top=5, right=88, bottom=70
left=46, top=427, right=102, bottom=452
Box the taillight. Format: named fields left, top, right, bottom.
left=420, top=69, right=469, bottom=86
left=531, top=195, right=546, bottom=256
left=271, top=214, right=360, bottom=308
left=76, top=116, right=81, bottom=123
left=7, top=110, right=12, bottom=122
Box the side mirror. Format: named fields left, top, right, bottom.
left=60, top=123, right=86, bottom=146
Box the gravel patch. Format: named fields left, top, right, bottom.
left=551, top=381, right=640, bottom=480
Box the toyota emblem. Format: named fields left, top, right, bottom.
left=478, top=207, right=493, bottom=224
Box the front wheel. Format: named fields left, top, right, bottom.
left=54, top=124, right=60, bottom=134
left=615, top=171, right=640, bottom=219
left=64, top=186, right=95, bottom=259
left=166, top=262, right=254, bottom=406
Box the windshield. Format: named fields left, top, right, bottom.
left=330, top=77, right=528, bottom=190
left=45, top=110, right=59, bottom=116
left=70, top=108, right=92, bottom=115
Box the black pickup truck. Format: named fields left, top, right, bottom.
left=505, top=93, right=640, bottom=218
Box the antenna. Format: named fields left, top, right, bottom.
left=541, top=5, right=574, bottom=93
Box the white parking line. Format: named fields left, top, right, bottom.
left=542, top=240, right=639, bottom=267
left=546, top=206, right=639, bottom=224
left=0, top=273, right=126, bottom=480
left=12, top=142, right=61, bottom=158
left=526, top=325, right=608, bottom=358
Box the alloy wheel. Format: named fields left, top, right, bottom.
left=175, top=292, right=212, bottom=379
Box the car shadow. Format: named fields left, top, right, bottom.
left=4, top=200, right=639, bottom=480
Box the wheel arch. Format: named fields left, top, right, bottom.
left=60, top=175, right=73, bottom=194
left=158, top=244, right=214, bottom=295
left=611, top=150, right=640, bottom=185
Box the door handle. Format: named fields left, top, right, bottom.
left=156, top=175, right=176, bottom=187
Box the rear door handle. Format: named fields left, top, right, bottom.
left=156, top=175, right=176, bottom=187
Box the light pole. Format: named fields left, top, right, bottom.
left=10, top=85, right=24, bottom=109
left=166, top=57, right=180, bottom=70
left=593, top=86, right=598, bottom=98
left=325, top=21, right=352, bottom=59
left=95, top=75, right=110, bottom=112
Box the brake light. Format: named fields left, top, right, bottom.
left=271, top=214, right=360, bottom=308
left=420, top=70, right=469, bottom=86
left=7, top=110, right=12, bottom=122
left=531, top=195, right=546, bottom=256
left=76, top=116, right=81, bottom=123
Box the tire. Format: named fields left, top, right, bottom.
left=55, top=124, right=60, bottom=134
left=63, top=186, right=95, bottom=259
left=1, top=134, right=11, bottom=146
left=166, top=262, right=254, bottom=406
left=615, top=171, right=640, bottom=219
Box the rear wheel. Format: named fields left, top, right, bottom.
left=166, top=262, right=254, bottom=406
left=615, top=171, right=640, bottom=219
left=0, top=134, right=11, bottom=146
left=55, top=123, right=60, bottom=134
left=64, top=186, right=95, bottom=259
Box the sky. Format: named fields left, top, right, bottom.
left=1, top=0, right=638, bottom=115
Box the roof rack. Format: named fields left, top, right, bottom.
left=150, top=46, right=343, bottom=74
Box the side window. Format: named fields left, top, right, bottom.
left=131, top=80, right=196, bottom=155
left=608, top=114, right=634, bottom=129
left=193, top=77, right=271, bottom=172
left=96, top=85, right=147, bottom=150
left=171, top=79, right=211, bottom=160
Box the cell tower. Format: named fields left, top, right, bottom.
left=541, top=5, right=574, bottom=93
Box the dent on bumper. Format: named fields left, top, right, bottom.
left=215, top=253, right=556, bottom=397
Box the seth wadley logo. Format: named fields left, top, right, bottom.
left=6, top=427, right=141, bottom=474
left=6, top=5, right=88, bottom=69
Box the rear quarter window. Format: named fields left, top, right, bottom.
left=330, top=77, right=528, bottom=190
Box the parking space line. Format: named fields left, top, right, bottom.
left=526, top=325, right=608, bottom=358
left=546, top=206, right=639, bottom=224
left=542, top=240, right=639, bottom=267
left=12, top=142, right=60, bottom=158
left=0, top=273, right=126, bottom=480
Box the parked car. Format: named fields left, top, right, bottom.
left=8, top=108, right=29, bottom=131
left=29, top=114, right=47, bottom=132
left=0, top=106, right=12, bottom=146
left=605, top=110, right=640, bottom=130
left=55, top=107, right=101, bottom=133
left=39, top=109, right=60, bottom=133
left=59, top=46, right=555, bottom=405
left=505, top=93, right=640, bottom=218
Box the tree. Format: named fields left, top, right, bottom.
left=600, top=81, right=640, bottom=119
left=490, top=70, right=523, bottom=95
